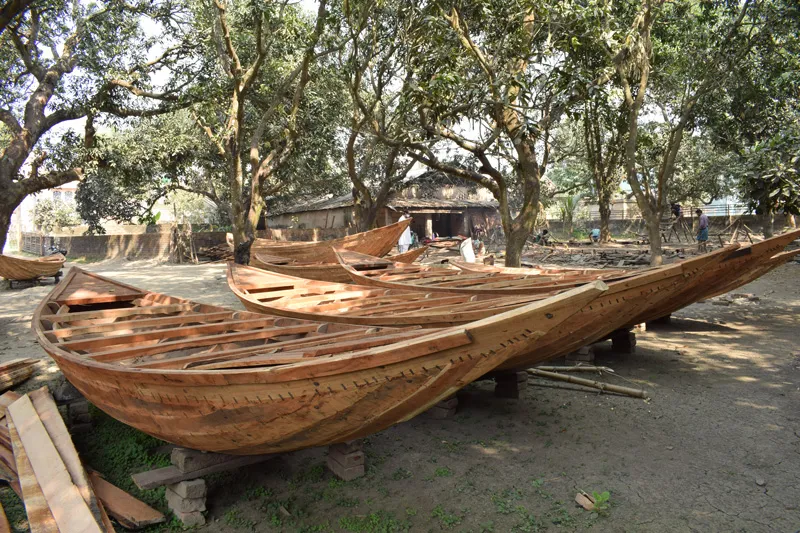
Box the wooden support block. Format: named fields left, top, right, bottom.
left=132, top=455, right=272, bottom=490
left=327, top=450, right=364, bottom=469
left=171, top=447, right=237, bottom=474
left=494, top=371, right=528, bottom=399
left=611, top=331, right=637, bottom=354
left=646, top=315, right=672, bottom=328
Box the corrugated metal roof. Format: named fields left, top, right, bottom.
left=272, top=193, right=498, bottom=215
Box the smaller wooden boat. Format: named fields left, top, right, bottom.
left=251, top=219, right=412, bottom=263
left=251, top=246, right=428, bottom=284
left=33, top=267, right=607, bottom=454
left=0, top=254, right=65, bottom=281
left=228, top=263, right=550, bottom=327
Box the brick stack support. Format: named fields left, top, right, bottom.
left=326, top=440, right=365, bottom=481
left=425, top=395, right=458, bottom=419
left=566, top=345, right=595, bottom=364
left=165, top=479, right=207, bottom=527
left=494, top=371, right=528, bottom=399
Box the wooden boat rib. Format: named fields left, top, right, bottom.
left=250, top=246, right=429, bottom=284
left=32, top=267, right=607, bottom=455
left=0, top=254, right=65, bottom=281
left=228, top=263, right=551, bottom=327
left=251, top=219, right=412, bottom=263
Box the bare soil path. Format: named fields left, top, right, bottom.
left=0, top=259, right=798, bottom=532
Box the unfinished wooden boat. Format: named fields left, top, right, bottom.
left=32, top=268, right=607, bottom=455
left=451, top=261, right=629, bottom=277
left=0, top=253, right=65, bottom=281
left=337, top=251, right=642, bottom=296
left=251, top=219, right=412, bottom=263
left=250, top=246, right=428, bottom=284
left=228, top=263, right=552, bottom=327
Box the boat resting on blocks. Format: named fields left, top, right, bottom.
left=31, top=268, right=606, bottom=455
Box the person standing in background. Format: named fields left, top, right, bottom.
left=397, top=211, right=412, bottom=253
left=696, top=209, right=709, bottom=253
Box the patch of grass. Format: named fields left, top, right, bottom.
left=433, top=466, right=452, bottom=478
left=224, top=508, right=256, bottom=530
left=391, top=467, right=412, bottom=480
left=431, top=504, right=462, bottom=529
left=338, top=510, right=412, bottom=532
left=73, top=406, right=170, bottom=510
left=336, top=496, right=360, bottom=508
left=292, top=463, right=326, bottom=485
left=245, top=484, right=274, bottom=500
left=0, top=487, right=27, bottom=533
left=491, top=488, right=524, bottom=515
left=512, top=510, right=542, bottom=533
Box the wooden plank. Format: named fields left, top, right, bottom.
left=132, top=455, right=273, bottom=490
left=7, top=395, right=104, bottom=533
left=50, top=311, right=235, bottom=339
left=88, top=472, right=165, bottom=529
left=29, top=388, right=109, bottom=530
left=87, top=324, right=321, bottom=363
left=60, top=317, right=280, bottom=351
left=40, top=303, right=198, bottom=323
left=8, top=419, right=58, bottom=533
left=0, top=392, right=21, bottom=418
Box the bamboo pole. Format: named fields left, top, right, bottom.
left=533, top=365, right=614, bottom=373
left=527, top=369, right=648, bottom=399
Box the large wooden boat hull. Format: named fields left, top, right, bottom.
left=250, top=246, right=428, bottom=284
left=0, top=254, right=65, bottom=281
left=32, top=268, right=606, bottom=455
left=251, top=219, right=412, bottom=263
left=228, top=263, right=550, bottom=327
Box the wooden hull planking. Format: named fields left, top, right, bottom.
left=32, top=268, right=607, bottom=455
left=0, top=254, right=65, bottom=281
left=251, top=219, right=412, bottom=263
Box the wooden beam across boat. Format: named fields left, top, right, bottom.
left=31, top=267, right=607, bottom=455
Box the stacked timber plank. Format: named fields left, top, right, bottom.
left=0, top=387, right=164, bottom=532
left=0, top=358, right=38, bottom=393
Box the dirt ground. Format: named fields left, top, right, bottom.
left=0, top=256, right=799, bottom=532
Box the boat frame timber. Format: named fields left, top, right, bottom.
left=32, top=267, right=607, bottom=455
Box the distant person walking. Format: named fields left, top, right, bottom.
left=397, top=212, right=412, bottom=253
left=696, top=209, right=709, bottom=253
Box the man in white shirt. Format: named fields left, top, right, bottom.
left=397, top=212, right=412, bottom=253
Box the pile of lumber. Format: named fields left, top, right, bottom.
left=0, top=387, right=165, bottom=531
left=0, top=358, right=39, bottom=393
left=197, top=243, right=233, bottom=262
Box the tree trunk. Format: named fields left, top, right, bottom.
left=757, top=211, right=774, bottom=238
left=0, top=206, right=12, bottom=253
left=597, top=189, right=612, bottom=243
left=645, top=213, right=663, bottom=266
left=505, top=227, right=528, bottom=268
